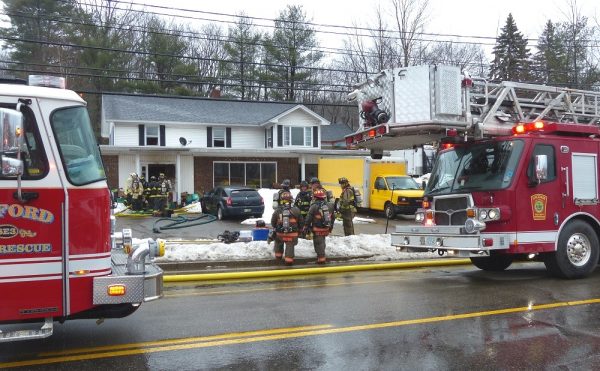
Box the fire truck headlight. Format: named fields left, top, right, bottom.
left=465, top=218, right=486, bottom=234
left=488, top=209, right=499, bottom=220
left=479, top=209, right=488, bottom=220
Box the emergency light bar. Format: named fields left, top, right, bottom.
left=28, top=75, right=66, bottom=89
left=512, top=121, right=545, bottom=135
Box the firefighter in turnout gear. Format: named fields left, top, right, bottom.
left=128, top=176, right=144, bottom=211
left=272, top=179, right=292, bottom=209
left=158, top=173, right=172, bottom=212
left=338, top=177, right=356, bottom=236
left=309, top=177, right=334, bottom=204
left=303, top=189, right=333, bottom=264
left=294, top=181, right=312, bottom=238
left=270, top=191, right=303, bottom=265
left=148, top=176, right=162, bottom=216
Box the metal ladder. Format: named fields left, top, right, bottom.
left=0, top=317, right=53, bottom=342
left=470, top=79, right=600, bottom=127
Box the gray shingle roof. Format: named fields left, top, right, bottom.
left=103, top=94, right=300, bottom=125
left=321, top=122, right=354, bottom=141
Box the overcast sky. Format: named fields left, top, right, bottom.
left=137, top=0, right=598, bottom=49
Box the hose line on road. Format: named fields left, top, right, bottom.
left=153, top=214, right=217, bottom=233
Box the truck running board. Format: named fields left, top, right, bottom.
left=0, top=317, right=53, bottom=342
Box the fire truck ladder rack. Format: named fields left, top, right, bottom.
left=0, top=316, right=53, bottom=342
left=471, top=79, right=600, bottom=136
left=350, top=77, right=600, bottom=152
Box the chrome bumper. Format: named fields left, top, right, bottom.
left=93, top=249, right=163, bottom=305
left=392, top=225, right=511, bottom=255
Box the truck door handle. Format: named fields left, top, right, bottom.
left=13, top=191, right=39, bottom=202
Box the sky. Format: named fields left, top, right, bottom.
left=136, top=0, right=598, bottom=57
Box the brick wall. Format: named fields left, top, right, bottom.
left=193, top=156, right=299, bottom=194
left=102, top=155, right=119, bottom=190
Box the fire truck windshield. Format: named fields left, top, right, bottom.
left=51, top=106, right=106, bottom=186
left=426, top=139, right=524, bottom=195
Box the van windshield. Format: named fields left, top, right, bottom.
left=426, top=140, right=524, bottom=195
left=386, top=177, right=420, bottom=190
left=51, top=106, right=106, bottom=186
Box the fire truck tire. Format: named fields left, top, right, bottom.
left=470, top=253, right=513, bottom=271
left=384, top=203, right=396, bottom=219
left=544, top=220, right=599, bottom=279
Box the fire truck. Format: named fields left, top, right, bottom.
left=346, top=65, right=600, bottom=278
left=0, top=76, right=164, bottom=342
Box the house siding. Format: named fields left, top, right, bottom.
left=118, top=155, right=137, bottom=189
left=231, top=127, right=264, bottom=148
left=193, top=156, right=298, bottom=195
left=278, top=110, right=320, bottom=126
left=114, top=124, right=139, bottom=146
left=166, top=126, right=206, bottom=147
left=179, top=155, right=195, bottom=195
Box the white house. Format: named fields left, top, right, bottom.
left=99, top=94, right=338, bottom=200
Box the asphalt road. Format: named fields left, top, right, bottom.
left=116, top=210, right=415, bottom=240
left=3, top=264, right=600, bottom=369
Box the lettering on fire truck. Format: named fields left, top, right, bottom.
left=0, top=204, right=55, bottom=224
left=0, top=243, right=52, bottom=254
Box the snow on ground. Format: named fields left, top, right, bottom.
left=149, top=233, right=432, bottom=263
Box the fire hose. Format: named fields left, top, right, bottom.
left=152, top=214, right=217, bottom=233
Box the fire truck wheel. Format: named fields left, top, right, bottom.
left=544, top=220, right=599, bottom=279
left=470, top=253, right=513, bottom=271
left=384, top=203, right=396, bottom=219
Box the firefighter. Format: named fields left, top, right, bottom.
left=309, top=177, right=334, bottom=204
left=338, top=177, right=356, bottom=236
left=124, top=172, right=138, bottom=206
left=303, top=189, right=333, bottom=264
left=142, top=176, right=153, bottom=211
left=294, top=180, right=312, bottom=238
left=147, top=176, right=162, bottom=216
left=129, top=176, right=144, bottom=211
left=272, top=179, right=291, bottom=209
left=158, top=173, right=172, bottom=214
left=270, top=191, right=303, bottom=266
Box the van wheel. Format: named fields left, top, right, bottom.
left=544, top=220, right=599, bottom=279
left=217, top=206, right=225, bottom=220
left=470, top=253, right=513, bottom=271
left=384, top=203, right=396, bottom=219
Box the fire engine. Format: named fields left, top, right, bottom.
left=0, top=76, right=164, bottom=342
left=346, top=65, right=600, bottom=278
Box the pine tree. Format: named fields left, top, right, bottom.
left=489, top=14, right=531, bottom=81
left=222, top=14, right=262, bottom=100
left=532, top=21, right=568, bottom=85
left=263, top=5, right=322, bottom=101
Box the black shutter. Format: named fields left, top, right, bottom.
left=312, top=126, right=318, bottom=147
left=264, top=129, right=267, bottom=148
left=270, top=127, right=274, bottom=148
left=159, top=125, right=165, bottom=146
left=138, top=124, right=144, bottom=146
left=277, top=125, right=283, bottom=147
left=226, top=127, right=232, bottom=148
left=207, top=127, right=212, bottom=147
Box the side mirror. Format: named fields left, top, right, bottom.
left=535, top=154, right=548, bottom=182
left=0, top=108, right=24, bottom=177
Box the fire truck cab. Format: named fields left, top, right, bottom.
left=347, top=65, right=600, bottom=278
left=0, top=76, right=164, bottom=342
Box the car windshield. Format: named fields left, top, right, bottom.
left=426, top=140, right=524, bottom=195
left=386, top=177, right=420, bottom=190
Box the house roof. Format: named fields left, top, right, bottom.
left=321, top=122, right=354, bottom=142
left=101, top=94, right=329, bottom=137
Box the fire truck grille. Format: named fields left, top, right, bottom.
left=433, top=196, right=469, bottom=226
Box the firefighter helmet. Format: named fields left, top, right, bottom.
left=150, top=176, right=157, bottom=181
left=313, top=189, right=326, bottom=199
left=310, top=177, right=320, bottom=184
left=281, top=179, right=291, bottom=189
left=338, top=177, right=349, bottom=184
left=300, top=180, right=309, bottom=188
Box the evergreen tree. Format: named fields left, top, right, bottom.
left=263, top=5, right=322, bottom=101
left=489, top=14, right=531, bottom=81
left=532, top=20, right=568, bottom=85
left=222, top=14, right=262, bottom=100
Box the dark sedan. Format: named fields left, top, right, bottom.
left=201, top=186, right=264, bottom=220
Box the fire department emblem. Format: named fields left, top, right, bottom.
left=531, top=194, right=547, bottom=221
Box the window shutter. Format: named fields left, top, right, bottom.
left=264, top=129, right=267, bottom=148
left=207, top=127, right=212, bottom=147
left=226, top=127, right=232, bottom=148
left=159, top=125, right=165, bottom=146
left=312, top=126, right=318, bottom=148
left=270, top=127, right=274, bottom=148
left=277, top=125, right=283, bottom=147
left=138, top=124, right=144, bottom=146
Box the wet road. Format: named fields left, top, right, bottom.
left=2, top=263, right=600, bottom=369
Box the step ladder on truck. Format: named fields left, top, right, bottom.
left=346, top=65, right=600, bottom=278
left=0, top=76, right=164, bottom=342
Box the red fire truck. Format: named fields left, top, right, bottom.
left=0, top=76, right=164, bottom=342
left=346, top=65, right=600, bottom=278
